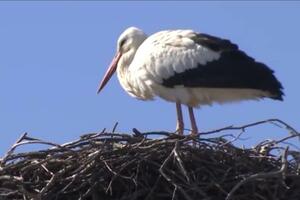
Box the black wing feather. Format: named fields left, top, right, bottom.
left=162, top=33, right=284, bottom=100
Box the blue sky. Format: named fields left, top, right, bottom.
left=0, top=1, right=299, bottom=156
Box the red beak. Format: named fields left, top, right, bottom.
left=97, top=52, right=122, bottom=94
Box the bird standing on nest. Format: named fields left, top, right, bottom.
left=97, top=27, right=284, bottom=136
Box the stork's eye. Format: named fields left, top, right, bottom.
left=119, top=38, right=127, bottom=48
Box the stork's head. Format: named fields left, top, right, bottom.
left=97, top=27, right=147, bottom=93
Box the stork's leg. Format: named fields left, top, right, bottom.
left=175, top=102, right=184, bottom=135
left=188, top=106, right=198, bottom=136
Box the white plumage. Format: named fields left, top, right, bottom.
left=97, top=27, right=283, bottom=135
left=125, top=29, right=221, bottom=101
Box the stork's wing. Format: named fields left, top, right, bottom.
left=131, top=30, right=283, bottom=99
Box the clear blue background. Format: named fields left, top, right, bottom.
left=0, top=1, right=299, bottom=156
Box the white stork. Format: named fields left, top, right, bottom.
left=97, top=27, right=284, bottom=136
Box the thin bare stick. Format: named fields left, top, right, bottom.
left=226, top=147, right=289, bottom=200
left=112, top=122, right=119, bottom=133
left=0, top=132, right=28, bottom=165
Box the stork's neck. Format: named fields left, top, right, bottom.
left=116, top=45, right=154, bottom=100
left=118, top=48, right=136, bottom=72
left=116, top=48, right=138, bottom=95
left=117, top=47, right=136, bottom=78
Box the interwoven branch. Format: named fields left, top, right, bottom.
left=0, top=119, right=299, bottom=200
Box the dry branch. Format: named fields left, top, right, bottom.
left=0, top=119, right=300, bottom=200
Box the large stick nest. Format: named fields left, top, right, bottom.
left=0, top=119, right=300, bottom=200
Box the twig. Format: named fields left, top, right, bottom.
left=159, top=142, right=194, bottom=200
left=200, top=119, right=299, bottom=137
left=0, top=132, right=28, bottom=166
left=0, top=118, right=299, bottom=200
left=225, top=147, right=289, bottom=200
left=112, top=122, right=119, bottom=133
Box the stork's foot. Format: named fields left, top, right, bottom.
left=175, top=116, right=184, bottom=135
left=187, top=106, right=199, bottom=137
left=189, top=129, right=199, bottom=147
left=189, top=128, right=199, bottom=136
left=175, top=127, right=184, bottom=135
